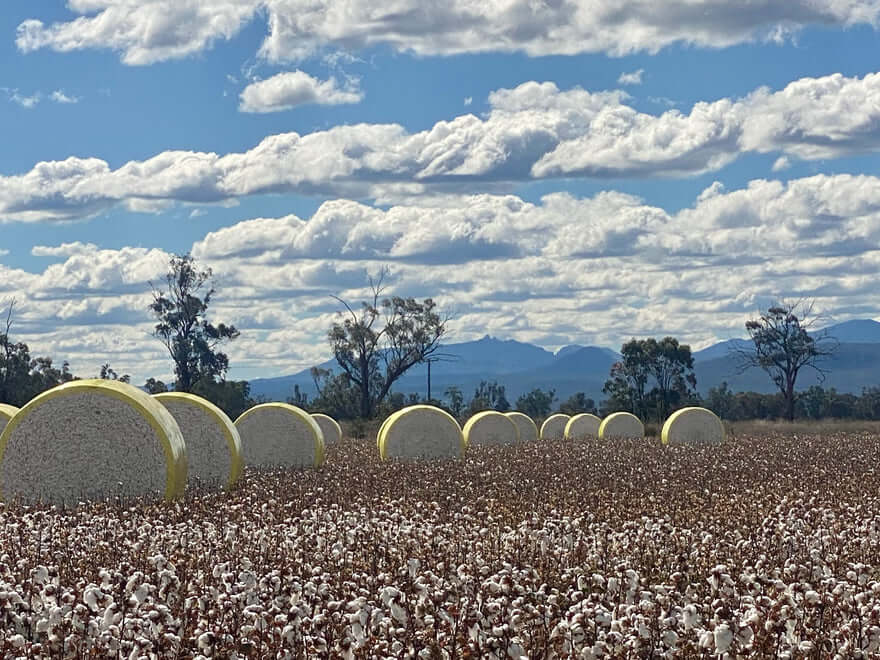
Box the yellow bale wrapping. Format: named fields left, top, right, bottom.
left=598, top=412, right=645, bottom=439
left=0, top=380, right=187, bottom=505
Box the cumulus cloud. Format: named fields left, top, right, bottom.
left=6, top=173, right=880, bottom=381
left=772, top=156, right=791, bottom=171
left=32, top=242, right=99, bottom=257
left=4, top=89, right=40, bottom=108
left=16, top=1, right=880, bottom=64
left=617, top=69, right=644, bottom=86
left=50, top=90, right=79, bottom=104
left=4, top=72, right=880, bottom=222
left=239, top=70, right=363, bottom=112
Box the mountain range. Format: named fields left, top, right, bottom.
left=249, top=319, right=880, bottom=404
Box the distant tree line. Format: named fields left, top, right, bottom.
left=0, top=262, right=859, bottom=425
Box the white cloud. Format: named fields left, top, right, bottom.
left=772, top=156, right=791, bottom=171
left=32, top=242, right=99, bottom=257
left=49, top=89, right=79, bottom=104
left=8, top=90, right=40, bottom=108
left=6, top=173, right=880, bottom=381
left=464, top=96, right=472, bottom=106
left=239, top=70, right=363, bottom=112
left=4, top=73, right=880, bottom=222
left=16, top=1, right=880, bottom=64
left=617, top=69, right=644, bottom=86
left=0, top=249, right=8, bottom=256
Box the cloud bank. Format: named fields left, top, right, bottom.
left=16, top=1, right=880, bottom=64
left=4, top=73, right=880, bottom=223
left=5, top=173, right=880, bottom=381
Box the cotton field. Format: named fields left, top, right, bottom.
left=1, top=429, right=880, bottom=658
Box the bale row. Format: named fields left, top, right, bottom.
left=0, top=382, right=342, bottom=506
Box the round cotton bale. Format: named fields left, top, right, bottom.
left=661, top=407, right=725, bottom=446
left=540, top=413, right=570, bottom=441
left=235, top=403, right=324, bottom=469
left=564, top=413, right=602, bottom=440
left=312, top=413, right=342, bottom=446
left=0, top=404, right=18, bottom=438
left=378, top=405, right=464, bottom=460
left=153, top=392, right=243, bottom=490
left=598, top=412, right=645, bottom=439
left=0, top=380, right=187, bottom=505
left=505, top=411, right=538, bottom=443
left=463, top=411, right=520, bottom=447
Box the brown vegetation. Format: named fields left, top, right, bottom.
left=1, top=429, right=879, bottom=657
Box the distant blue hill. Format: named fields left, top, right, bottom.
left=248, top=319, right=880, bottom=404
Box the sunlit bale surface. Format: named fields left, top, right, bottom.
left=312, top=413, right=342, bottom=446
left=599, top=411, right=645, bottom=439
left=540, top=413, right=570, bottom=440
left=462, top=410, right=520, bottom=447
left=0, top=404, right=18, bottom=437
left=662, top=406, right=726, bottom=446
left=235, top=403, right=324, bottom=469
left=0, top=380, right=186, bottom=505
left=378, top=405, right=464, bottom=459
left=1, top=430, right=880, bottom=656
left=564, top=412, right=601, bottom=439
left=505, top=411, right=538, bottom=442
left=153, top=392, right=242, bottom=490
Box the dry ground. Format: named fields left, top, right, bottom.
left=1, top=429, right=879, bottom=657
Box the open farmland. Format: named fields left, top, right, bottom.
left=1, top=429, right=880, bottom=658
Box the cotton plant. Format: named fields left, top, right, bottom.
left=0, top=431, right=879, bottom=656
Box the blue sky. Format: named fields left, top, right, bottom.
left=2, top=1, right=880, bottom=383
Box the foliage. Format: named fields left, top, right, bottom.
left=466, top=379, right=510, bottom=415
left=738, top=300, right=838, bottom=421
left=0, top=299, right=77, bottom=406
left=191, top=378, right=254, bottom=420
left=305, top=367, right=362, bottom=419
left=443, top=385, right=465, bottom=419
left=603, top=337, right=697, bottom=422
left=514, top=387, right=556, bottom=419
left=143, top=378, right=169, bottom=394
left=149, top=253, right=239, bottom=393
left=99, top=363, right=130, bottom=383
left=327, top=270, right=448, bottom=418
left=558, top=392, right=597, bottom=415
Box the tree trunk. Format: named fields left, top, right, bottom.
left=785, top=378, right=796, bottom=421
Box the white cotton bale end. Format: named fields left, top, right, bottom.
left=378, top=405, right=464, bottom=460
left=540, top=413, right=570, bottom=441
left=153, top=392, right=243, bottom=490
left=598, top=412, right=645, bottom=439
left=0, top=380, right=187, bottom=505
left=235, top=403, right=324, bottom=469
left=564, top=413, right=602, bottom=440
left=662, top=407, right=725, bottom=446
left=312, top=413, right=342, bottom=446
left=505, top=411, right=538, bottom=443
left=0, top=404, right=18, bottom=438
left=463, top=411, right=520, bottom=447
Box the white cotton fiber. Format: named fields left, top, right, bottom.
left=153, top=392, right=243, bottom=490
left=540, top=413, right=570, bottom=441
left=379, top=405, right=464, bottom=460
left=312, top=413, right=342, bottom=446
left=564, top=413, right=601, bottom=440
left=463, top=411, right=519, bottom=447
left=662, top=407, right=725, bottom=446
left=598, top=412, right=644, bottom=439
left=235, top=403, right=324, bottom=469
left=505, top=411, right=538, bottom=442
left=0, top=380, right=186, bottom=505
